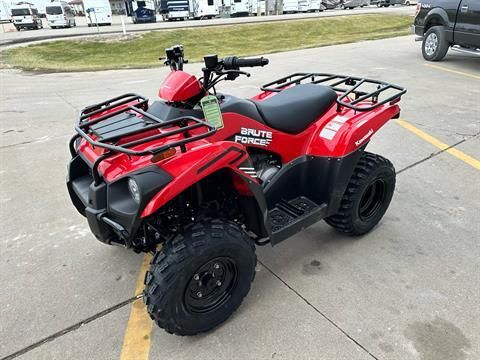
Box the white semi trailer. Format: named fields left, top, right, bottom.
left=83, top=0, right=112, bottom=25
left=282, top=0, right=299, bottom=12
left=160, top=0, right=218, bottom=20
left=189, top=0, right=219, bottom=19
left=224, top=0, right=249, bottom=16
left=0, top=0, right=11, bottom=22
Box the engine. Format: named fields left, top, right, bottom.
left=250, top=151, right=282, bottom=186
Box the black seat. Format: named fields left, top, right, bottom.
left=252, top=84, right=337, bottom=134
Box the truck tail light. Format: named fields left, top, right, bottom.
left=415, top=3, right=421, bottom=15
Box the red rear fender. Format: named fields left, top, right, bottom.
left=307, top=104, right=400, bottom=157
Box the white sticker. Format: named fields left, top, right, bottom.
left=326, top=121, right=343, bottom=131
left=355, top=119, right=368, bottom=128
left=319, top=128, right=336, bottom=140
left=334, top=116, right=349, bottom=124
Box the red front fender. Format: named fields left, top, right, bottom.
left=141, top=141, right=254, bottom=218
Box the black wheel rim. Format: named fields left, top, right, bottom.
left=359, top=179, right=387, bottom=221
left=184, top=257, right=238, bottom=314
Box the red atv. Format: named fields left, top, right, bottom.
left=67, top=45, right=406, bottom=335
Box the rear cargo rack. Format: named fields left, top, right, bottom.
left=261, top=73, right=406, bottom=112
left=70, top=93, right=216, bottom=184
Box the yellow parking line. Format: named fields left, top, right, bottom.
left=396, top=119, right=480, bottom=170
left=120, top=254, right=153, bottom=360
left=424, top=63, right=480, bottom=80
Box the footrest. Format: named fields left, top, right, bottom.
left=269, top=196, right=319, bottom=233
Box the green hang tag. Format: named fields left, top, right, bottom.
left=200, top=95, right=224, bottom=129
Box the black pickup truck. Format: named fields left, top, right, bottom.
left=413, top=0, right=480, bottom=61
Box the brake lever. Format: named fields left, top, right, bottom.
left=220, top=70, right=251, bottom=78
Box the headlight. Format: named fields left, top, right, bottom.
left=128, top=178, right=141, bottom=203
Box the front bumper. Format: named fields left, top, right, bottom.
left=14, top=21, right=37, bottom=27
left=411, top=25, right=424, bottom=39
left=48, top=20, right=68, bottom=27
left=66, top=154, right=172, bottom=246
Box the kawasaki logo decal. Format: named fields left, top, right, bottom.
left=355, top=129, right=374, bottom=146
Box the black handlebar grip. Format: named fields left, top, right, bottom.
left=223, top=56, right=269, bottom=69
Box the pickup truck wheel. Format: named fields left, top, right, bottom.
left=144, top=219, right=256, bottom=335
left=422, top=26, right=449, bottom=61
left=325, top=152, right=395, bottom=235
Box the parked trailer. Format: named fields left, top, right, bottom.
left=0, top=0, right=11, bottom=22
left=283, top=0, right=298, bottom=12
left=249, top=0, right=258, bottom=14
left=255, top=0, right=298, bottom=14
left=253, top=0, right=272, bottom=15
left=298, top=0, right=308, bottom=11
left=321, top=0, right=340, bottom=8
left=189, top=0, right=218, bottom=19
left=224, top=0, right=249, bottom=17
left=83, top=0, right=112, bottom=25
left=125, top=0, right=156, bottom=23
left=160, top=0, right=189, bottom=20
left=341, top=0, right=369, bottom=9
left=309, top=0, right=326, bottom=11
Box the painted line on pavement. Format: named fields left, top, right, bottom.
left=120, top=254, right=153, bottom=360
left=396, top=119, right=480, bottom=170
left=424, top=63, right=480, bottom=80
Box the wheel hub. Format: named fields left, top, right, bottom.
left=359, top=179, right=387, bottom=221
left=425, top=33, right=438, bottom=56
left=184, top=257, right=238, bottom=314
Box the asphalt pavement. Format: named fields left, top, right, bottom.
left=0, top=35, right=479, bottom=360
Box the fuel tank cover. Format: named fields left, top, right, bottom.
left=159, top=71, right=203, bottom=102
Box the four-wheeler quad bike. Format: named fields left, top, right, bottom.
left=67, top=45, right=406, bottom=335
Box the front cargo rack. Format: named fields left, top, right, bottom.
left=69, top=93, right=216, bottom=184
left=261, top=73, right=406, bottom=112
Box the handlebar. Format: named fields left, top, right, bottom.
left=223, top=56, right=269, bottom=70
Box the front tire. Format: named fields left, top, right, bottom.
left=325, top=152, right=395, bottom=235
left=422, top=26, right=449, bottom=61
left=144, top=219, right=256, bottom=335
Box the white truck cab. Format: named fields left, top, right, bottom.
left=11, top=4, right=43, bottom=30
left=83, top=0, right=112, bottom=25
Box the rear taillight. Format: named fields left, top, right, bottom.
left=415, top=3, right=421, bottom=15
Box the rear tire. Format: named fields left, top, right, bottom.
left=422, top=26, right=449, bottom=61
left=325, top=152, right=395, bottom=235
left=144, top=219, right=256, bottom=335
